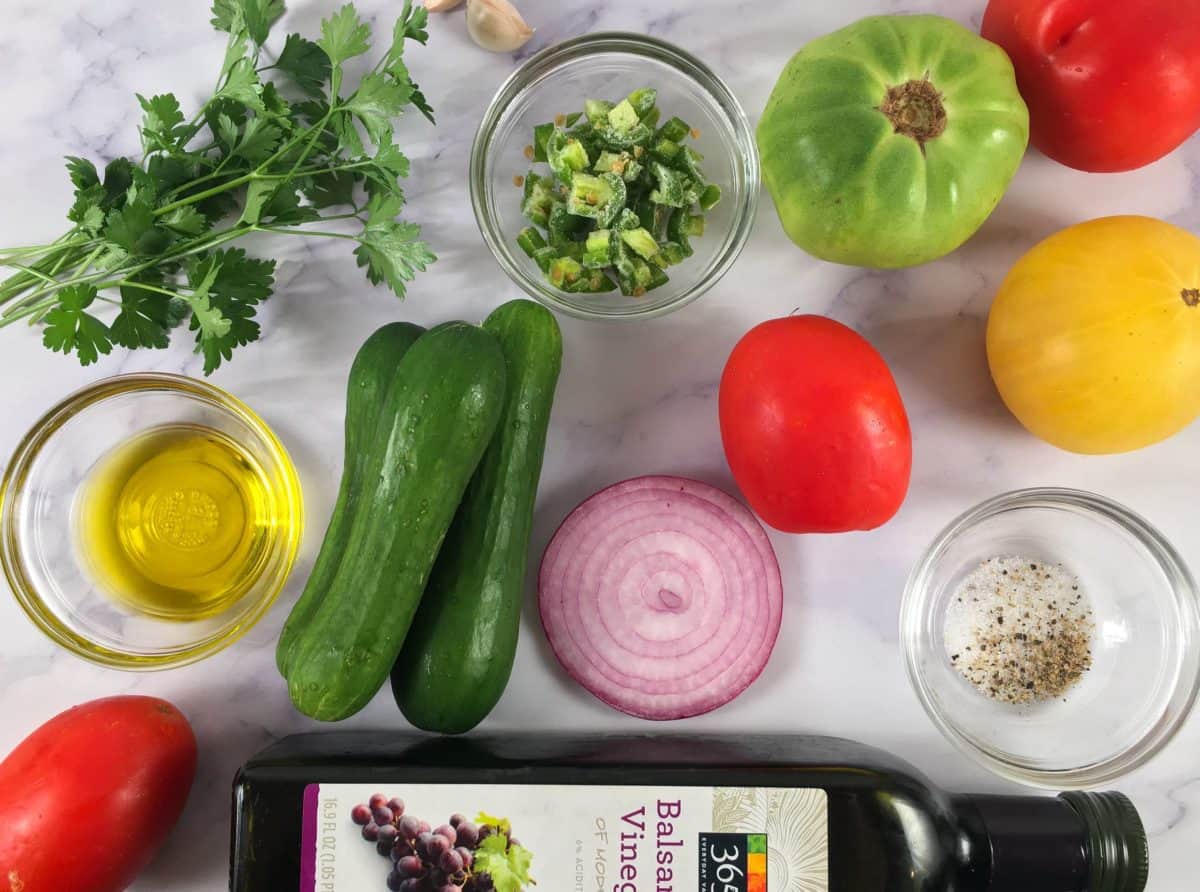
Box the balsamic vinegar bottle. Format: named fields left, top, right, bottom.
left=231, top=734, right=1147, bottom=892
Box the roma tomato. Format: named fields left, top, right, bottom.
left=719, top=316, right=912, bottom=533
left=0, top=696, right=197, bottom=892
left=987, top=216, right=1200, bottom=453
left=757, top=15, right=1028, bottom=268
left=982, top=0, right=1200, bottom=172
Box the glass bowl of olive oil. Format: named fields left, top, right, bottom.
left=0, top=374, right=303, bottom=668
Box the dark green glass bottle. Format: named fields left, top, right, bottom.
left=230, top=734, right=1147, bottom=892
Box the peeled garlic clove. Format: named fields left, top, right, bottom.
left=467, top=0, right=534, bottom=53
left=425, top=0, right=464, bottom=10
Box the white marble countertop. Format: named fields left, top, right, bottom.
left=1, top=1, right=1197, bottom=889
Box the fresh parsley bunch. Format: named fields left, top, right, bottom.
left=0, top=0, right=435, bottom=373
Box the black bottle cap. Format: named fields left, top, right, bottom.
left=1059, top=792, right=1149, bottom=892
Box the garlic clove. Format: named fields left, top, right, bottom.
left=466, top=0, right=535, bottom=53
left=425, top=0, right=465, bottom=11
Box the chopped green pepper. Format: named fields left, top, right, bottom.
left=594, top=150, right=643, bottom=182
left=516, top=86, right=716, bottom=296
left=620, top=227, right=661, bottom=262
left=533, top=123, right=554, bottom=162
left=517, top=226, right=547, bottom=257
left=699, top=184, right=722, bottom=211
left=651, top=139, right=681, bottom=164
left=649, top=162, right=687, bottom=207
left=626, top=87, right=658, bottom=117
left=548, top=256, right=584, bottom=288
left=583, top=229, right=614, bottom=268
left=585, top=99, right=613, bottom=125
left=547, top=130, right=590, bottom=183
left=532, top=245, right=558, bottom=273
left=657, top=116, right=691, bottom=142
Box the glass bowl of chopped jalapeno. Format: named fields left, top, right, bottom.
left=470, top=33, right=759, bottom=319
left=901, top=488, right=1200, bottom=788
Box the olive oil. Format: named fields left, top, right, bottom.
left=77, top=423, right=274, bottom=619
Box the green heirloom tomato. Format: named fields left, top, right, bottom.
left=757, top=15, right=1029, bottom=268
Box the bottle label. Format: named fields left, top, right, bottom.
left=301, top=783, right=828, bottom=892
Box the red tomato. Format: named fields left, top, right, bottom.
left=0, top=696, right=196, bottom=892
left=719, top=316, right=911, bottom=533
left=982, top=0, right=1200, bottom=172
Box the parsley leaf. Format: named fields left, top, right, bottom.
left=211, top=0, right=284, bottom=45
left=217, top=58, right=265, bottom=111
left=65, top=156, right=99, bottom=192
left=105, top=202, right=171, bottom=255
left=185, top=250, right=270, bottom=372
left=160, top=206, right=209, bottom=236
left=111, top=283, right=174, bottom=349
left=303, top=169, right=357, bottom=208
left=344, top=74, right=412, bottom=146
left=42, top=285, right=113, bottom=365
left=275, top=33, right=331, bottom=98
left=138, top=93, right=187, bottom=153
left=355, top=217, right=435, bottom=298
left=261, top=187, right=322, bottom=224
left=232, top=117, right=283, bottom=164
left=319, top=4, right=372, bottom=66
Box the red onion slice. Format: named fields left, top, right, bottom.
left=538, top=476, right=783, bottom=720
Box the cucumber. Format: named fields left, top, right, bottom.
left=285, top=322, right=508, bottom=722
left=392, top=300, right=563, bottom=733
left=275, top=322, right=425, bottom=677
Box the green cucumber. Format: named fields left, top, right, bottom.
left=392, top=301, right=563, bottom=733
left=275, top=321, right=424, bottom=677
left=285, top=322, right=508, bottom=722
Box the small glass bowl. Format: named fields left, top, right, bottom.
left=0, top=374, right=303, bottom=669
left=902, top=488, right=1200, bottom=788
left=470, top=32, right=759, bottom=320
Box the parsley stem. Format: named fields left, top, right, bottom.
left=117, top=280, right=185, bottom=301
left=255, top=226, right=358, bottom=241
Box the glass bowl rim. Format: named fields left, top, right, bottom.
left=469, top=31, right=760, bottom=321
left=900, top=486, right=1200, bottom=788
left=0, top=372, right=303, bottom=670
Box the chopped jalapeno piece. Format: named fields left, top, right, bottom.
left=699, top=184, right=722, bottom=211
left=598, top=122, right=652, bottom=150
left=548, top=130, right=590, bottom=183
left=548, top=256, right=584, bottom=288
left=649, top=162, right=687, bottom=207
left=565, top=269, right=617, bottom=293
left=652, top=139, right=681, bottom=163
left=583, top=229, right=614, bottom=268
left=516, top=87, right=719, bottom=297
left=659, top=242, right=687, bottom=266
left=668, top=208, right=694, bottom=257
left=614, top=208, right=641, bottom=230
left=594, top=150, right=643, bottom=182
left=607, top=99, right=642, bottom=133
left=517, top=226, right=547, bottom=257
left=548, top=203, right=587, bottom=246
left=532, top=245, right=558, bottom=273
left=673, top=145, right=706, bottom=181
left=533, top=123, right=555, bottom=162
left=620, top=227, right=662, bottom=262
left=657, top=116, right=691, bottom=143
left=584, top=99, right=613, bottom=125
left=626, top=87, right=658, bottom=117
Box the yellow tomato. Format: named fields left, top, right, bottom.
left=987, top=215, right=1200, bottom=454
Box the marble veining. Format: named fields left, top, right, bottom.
left=0, top=1, right=1198, bottom=888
